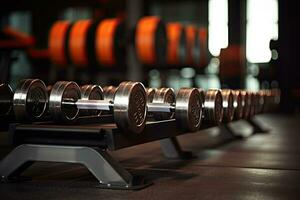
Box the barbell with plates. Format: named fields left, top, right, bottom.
left=221, top=89, right=235, bottom=122
left=49, top=81, right=147, bottom=134
left=0, top=83, right=14, bottom=116
left=203, top=89, right=223, bottom=125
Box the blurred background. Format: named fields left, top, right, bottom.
left=0, top=0, right=299, bottom=114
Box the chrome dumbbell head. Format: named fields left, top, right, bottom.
left=175, top=88, right=203, bottom=132
left=49, top=81, right=81, bottom=122
left=13, top=79, right=48, bottom=122
left=0, top=83, right=13, bottom=116
left=146, top=88, right=157, bottom=103
left=203, top=89, right=223, bottom=125
left=103, top=86, right=118, bottom=101
left=240, top=90, right=251, bottom=119
left=221, top=89, right=235, bottom=122
left=232, top=90, right=243, bottom=120
left=113, top=81, right=147, bottom=135
left=152, top=88, right=176, bottom=120
left=80, top=84, right=104, bottom=116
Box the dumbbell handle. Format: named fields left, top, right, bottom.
left=147, top=103, right=175, bottom=113
left=62, top=99, right=113, bottom=111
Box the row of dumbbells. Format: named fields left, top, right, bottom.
left=0, top=80, right=280, bottom=136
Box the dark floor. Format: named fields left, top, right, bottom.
left=1, top=114, right=300, bottom=200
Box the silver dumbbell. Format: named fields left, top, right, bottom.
left=221, top=89, right=235, bottom=122
left=203, top=89, right=223, bottom=125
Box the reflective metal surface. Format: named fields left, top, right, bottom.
left=175, top=88, right=202, bottom=132
left=49, top=81, right=81, bottom=122
left=13, top=79, right=48, bottom=122
left=221, top=89, right=234, bottom=122
left=146, top=88, right=157, bottom=103
left=240, top=90, right=251, bottom=118
left=103, top=86, right=118, bottom=101
left=232, top=90, right=243, bottom=119
left=203, top=89, right=223, bottom=125
left=114, top=81, right=147, bottom=135
left=152, top=88, right=175, bottom=120
left=0, top=84, right=13, bottom=116
left=80, top=84, right=103, bottom=116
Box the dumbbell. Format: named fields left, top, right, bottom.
left=232, top=90, right=244, bottom=120
left=49, top=81, right=147, bottom=134
left=0, top=83, right=14, bottom=116
left=105, top=86, right=203, bottom=132
left=13, top=79, right=108, bottom=122
left=203, top=89, right=223, bottom=125
left=220, top=90, right=235, bottom=122
left=147, top=87, right=203, bottom=132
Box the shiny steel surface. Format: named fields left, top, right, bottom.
left=203, top=89, right=223, bottom=125
left=103, top=86, right=117, bottom=101
left=146, top=88, right=157, bottom=103
left=113, top=81, right=147, bottom=135
left=175, top=88, right=202, bottom=132
left=0, top=83, right=13, bottom=116
left=80, top=84, right=103, bottom=116
left=13, top=79, right=48, bottom=121
left=240, top=90, right=251, bottom=118
left=152, top=88, right=175, bottom=120
left=221, top=89, right=234, bottom=122
left=232, top=90, right=243, bottom=119
left=49, top=81, right=81, bottom=122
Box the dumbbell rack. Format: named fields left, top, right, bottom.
left=0, top=115, right=267, bottom=190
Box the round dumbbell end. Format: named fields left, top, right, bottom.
left=153, top=88, right=175, bottom=120
left=0, top=84, right=13, bottom=116
left=175, top=88, right=202, bottom=132
left=13, top=79, right=48, bottom=122
left=114, top=81, right=147, bottom=135
left=49, top=81, right=81, bottom=122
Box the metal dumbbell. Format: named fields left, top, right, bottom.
left=49, top=81, right=147, bottom=134
left=220, top=89, right=235, bottom=122
left=0, top=83, right=14, bottom=116
left=240, top=90, right=251, bottom=119
left=147, top=87, right=203, bottom=132
left=105, top=86, right=203, bottom=132
left=13, top=79, right=49, bottom=122
left=80, top=84, right=104, bottom=116
left=231, top=90, right=243, bottom=120
left=203, top=89, right=223, bottom=125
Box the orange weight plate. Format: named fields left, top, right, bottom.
left=95, top=18, right=125, bottom=66
left=135, top=16, right=166, bottom=66
left=69, top=20, right=92, bottom=67
left=48, top=21, right=71, bottom=67
left=166, top=23, right=187, bottom=66
left=185, top=25, right=200, bottom=66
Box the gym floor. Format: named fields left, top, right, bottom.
left=1, top=114, right=300, bottom=200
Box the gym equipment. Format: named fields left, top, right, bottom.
left=49, top=81, right=147, bottom=134
left=203, top=89, right=223, bottom=125
left=221, top=89, right=234, bottom=122
left=0, top=83, right=13, bottom=116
